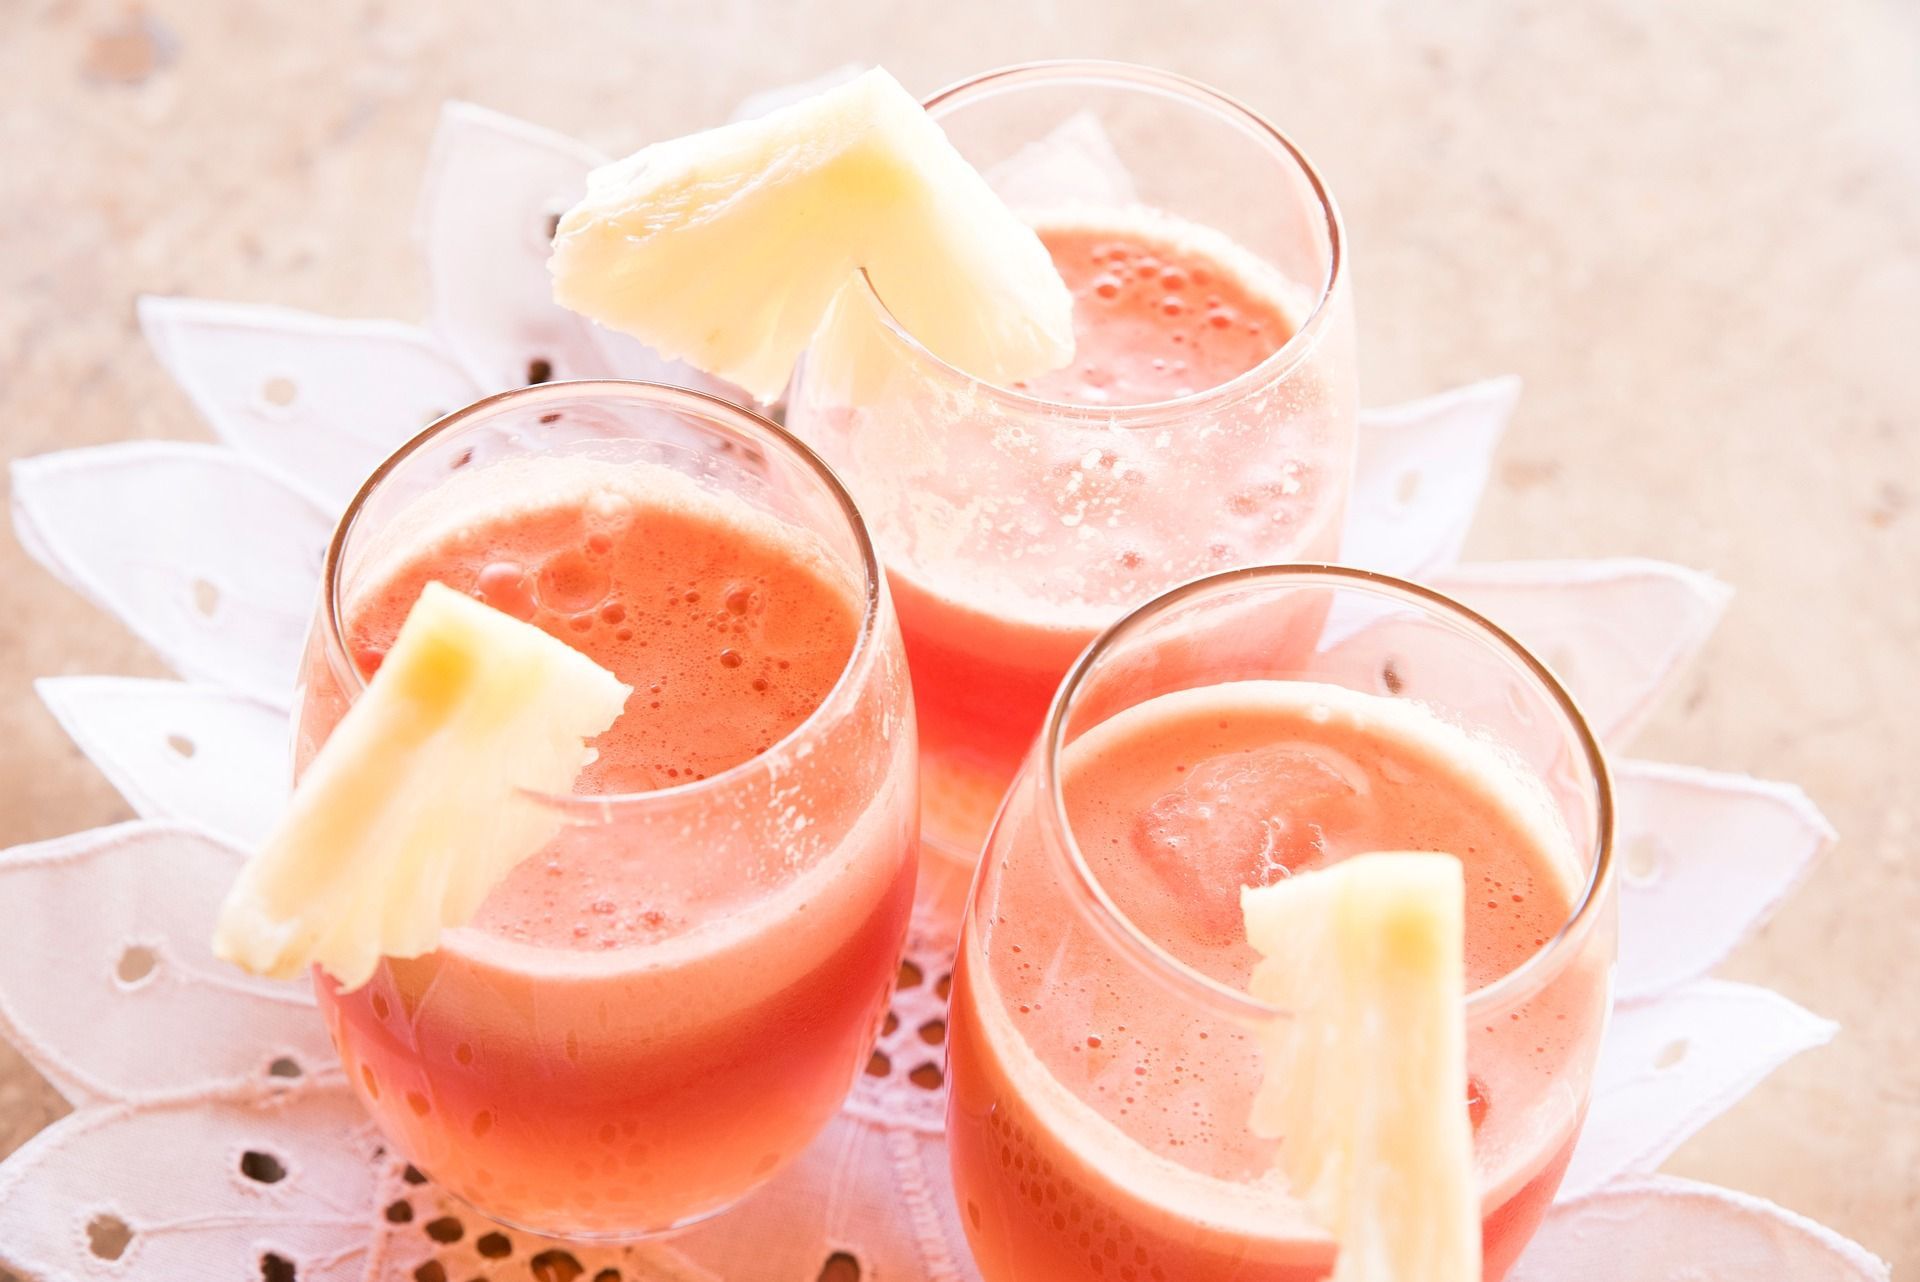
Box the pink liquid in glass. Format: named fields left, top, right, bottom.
left=306, top=460, right=916, bottom=1236
left=948, top=682, right=1609, bottom=1280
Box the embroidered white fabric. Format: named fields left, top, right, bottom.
left=0, top=97, right=1889, bottom=1282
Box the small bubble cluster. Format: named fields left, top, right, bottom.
left=1010, top=224, right=1292, bottom=407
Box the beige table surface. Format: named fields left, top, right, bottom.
left=2, top=0, right=1916, bottom=1275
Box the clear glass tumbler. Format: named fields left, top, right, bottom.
left=788, top=61, right=1358, bottom=860
left=945, top=566, right=1615, bottom=1281
left=300, top=381, right=918, bottom=1238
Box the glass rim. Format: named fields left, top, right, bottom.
left=840, top=58, right=1347, bottom=424
left=319, top=378, right=885, bottom=818
left=1033, top=562, right=1617, bottom=1022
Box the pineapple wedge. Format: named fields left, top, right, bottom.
left=549, top=67, right=1074, bottom=403
left=1241, top=853, right=1479, bottom=1282
left=214, top=582, right=630, bottom=990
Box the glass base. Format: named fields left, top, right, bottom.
left=431, top=1171, right=750, bottom=1244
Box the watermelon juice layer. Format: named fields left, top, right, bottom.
left=303, top=458, right=917, bottom=1237
left=947, top=681, right=1610, bottom=1281
left=807, top=210, right=1351, bottom=856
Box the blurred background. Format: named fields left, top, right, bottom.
left=1, top=0, right=1915, bottom=1274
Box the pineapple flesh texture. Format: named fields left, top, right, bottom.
left=549, top=67, right=1074, bottom=403
left=214, top=582, right=630, bottom=990
left=1241, top=853, right=1480, bottom=1282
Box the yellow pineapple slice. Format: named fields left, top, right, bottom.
left=1241, top=853, right=1479, bottom=1282
left=549, top=67, right=1074, bottom=402
left=213, top=582, right=630, bottom=990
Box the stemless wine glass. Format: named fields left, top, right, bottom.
left=298, top=382, right=918, bottom=1238
left=788, top=61, right=1357, bottom=860
left=946, top=566, right=1616, bottom=1282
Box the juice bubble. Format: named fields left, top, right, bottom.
left=537, top=551, right=609, bottom=613
left=475, top=561, right=537, bottom=620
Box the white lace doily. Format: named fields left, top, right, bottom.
left=0, top=94, right=1891, bottom=1282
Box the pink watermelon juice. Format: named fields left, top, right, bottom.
left=304, top=455, right=917, bottom=1237
left=947, top=681, right=1610, bottom=1281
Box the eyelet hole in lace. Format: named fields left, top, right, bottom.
left=917, top=1018, right=946, bottom=1046
left=260, top=376, right=298, bottom=410
left=527, top=357, right=553, bottom=385
left=267, top=1055, right=303, bottom=1079
left=165, top=731, right=196, bottom=758
left=1624, top=835, right=1663, bottom=886
left=384, top=1199, right=413, bottom=1224
left=818, top=1250, right=862, bottom=1281
left=908, top=1062, right=944, bottom=1090
left=528, top=1248, right=584, bottom=1281
left=191, top=578, right=221, bottom=618
left=260, top=1251, right=298, bottom=1281
left=240, top=1150, right=288, bottom=1184
left=1380, top=658, right=1405, bottom=695
left=475, top=1231, right=512, bottom=1259
left=115, top=944, right=159, bottom=988
left=896, top=959, right=923, bottom=989
left=1655, top=1038, right=1690, bottom=1070
left=423, top=1214, right=463, bottom=1244
left=86, top=1212, right=133, bottom=1260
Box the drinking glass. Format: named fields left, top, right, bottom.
left=299, top=381, right=918, bottom=1238
left=788, top=61, right=1357, bottom=860
left=946, top=566, right=1616, bottom=1281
